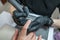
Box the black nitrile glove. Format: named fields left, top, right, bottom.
left=12, top=3, right=53, bottom=33
left=27, top=16, right=53, bottom=33
left=13, top=11, right=53, bottom=33
left=13, top=10, right=27, bottom=18
left=35, top=16, right=53, bottom=26
left=13, top=10, right=28, bottom=26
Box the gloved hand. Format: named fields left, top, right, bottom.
left=13, top=10, right=28, bottom=26
left=13, top=6, right=29, bottom=26
left=12, top=5, right=53, bottom=33
left=27, top=16, right=53, bottom=33
left=13, top=10, right=53, bottom=33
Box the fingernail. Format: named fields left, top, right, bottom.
left=28, top=20, right=31, bottom=23
left=16, top=29, right=18, bottom=31
left=38, top=35, right=42, bottom=40
left=39, top=35, right=42, bottom=38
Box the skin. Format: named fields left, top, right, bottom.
left=9, top=5, right=60, bottom=40
left=12, top=20, right=41, bottom=40
left=1, top=0, right=60, bottom=40
left=52, top=19, right=60, bottom=28
left=1, top=1, right=41, bottom=40
left=1, top=0, right=60, bottom=28
left=9, top=5, right=60, bottom=28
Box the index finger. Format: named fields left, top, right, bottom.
left=20, top=20, right=31, bottom=36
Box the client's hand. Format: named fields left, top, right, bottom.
left=12, top=20, right=41, bottom=40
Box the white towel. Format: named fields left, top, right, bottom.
left=0, top=11, right=16, bottom=27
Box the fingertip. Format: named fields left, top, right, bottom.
left=38, top=35, right=42, bottom=40
left=28, top=20, right=31, bottom=23
left=15, top=29, right=18, bottom=33
left=20, top=20, right=32, bottom=36
left=39, top=35, right=42, bottom=38
left=23, top=20, right=31, bottom=29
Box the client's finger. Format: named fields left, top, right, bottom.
left=26, top=32, right=34, bottom=40
left=20, top=20, right=31, bottom=36
left=38, top=36, right=42, bottom=40
left=31, top=33, right=36, bottom=40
